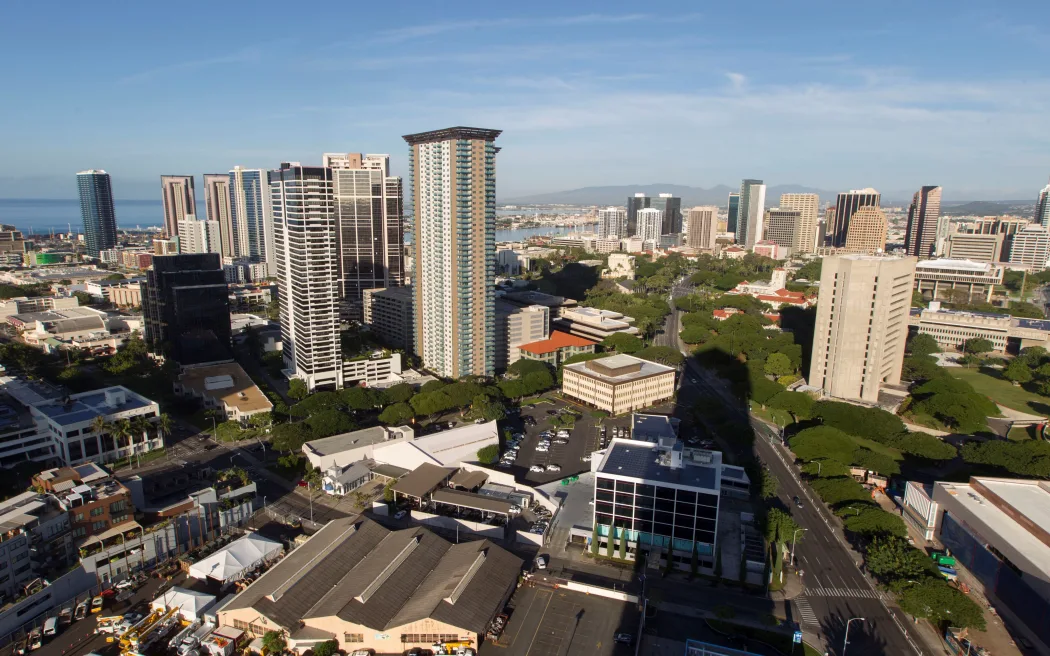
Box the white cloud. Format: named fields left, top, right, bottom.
left=372, top=13, right=659, bottom=43
left=117, top=47, right=263, bottom=85
left=725, top=72, right=746, bottom=91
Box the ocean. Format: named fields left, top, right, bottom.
left=0, top=198, right=595, bottom=242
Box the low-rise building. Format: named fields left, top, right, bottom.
left=913, top=258, right=1003, bottom=303
left=724, top=268, right=814, bottom=309
left=321, top=460, right=375, bottom=496
left=562, top=354, right=676, bottom=414
left=552, top=306, right=639, bottom=341
left=1007, top=224, right=1050, bottom=268
left=908, top=301, right=1050, bottom=354
left=29, top=387, right=161, bottom=467
left=0, top=492, right=73, bottom=599
left=217, top=515, right=522, bottom=655
left=34, top=463, right=135, bottom=544
left=175, top=362, right=273, bottom=423
left=517, top=330, right=597, bottom=367
left=606, top=253, right=635, bottom=279
left=362, top=286, right=414, bottom=352
left=303, top=425, right=416, bottom=470
left=494, top=301, right=548, bottom=371
left=945, top=232, right=1005, bottom=263
left=343, top=351, right=403, bottom=387
left=752, top=240, right=791, bottom=260
left=932, top=477, right=1050, bottom=651
left=0, top=295, right=79, bottom=320
left=302, top=422, right=498, bottom=472
left=499, top=290, right=578, bottom=322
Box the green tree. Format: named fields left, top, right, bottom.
left=420, top=379, right=447, bottom=394
left=591, top=525, right=599, bottom=555
left=601, top=332, right=643, bottom=354
left=476, top=444, right=500, bottom=465
left=634, top=345, right=685, bottom=367
left=758, top=469, right=778, bottom=500
left=767, top=391, right=813, bottom=423
left=963, top=337, right=994, bottom=355
left=906, top=333, right=941, bottom=357
left=851, top=448, right=901, bottom=476
left=801, top=459, right=850, bottom=478
left=618, top=532, right=627, bottom=560
left=865, top=536, right=935, bottom=581
left=378, top=402, right=414, bottom=425
left=902, top=355, right=946, bottom=382
left=270, top=422, right=311, bottom=453
left=341, top=386, right=381, bottom=411
left=472, top=395, right=505, bottom=422
left=383, top=382, right=416, bottom=404
left=1002, top=359, right=1034, bottom=384
left=764, top=508, right=801, bottom=546
left=311, top=640, right=338, bottom=656
left=262, top=630, right=286, bottom=655
left=410, top=390, right=454, bottom=417
left=764, top=352, right=793, bottom=377
left=287, top=379, right=308, bottom=401
left=843, top=507, right=907, bottom=537
left=810, top=477, right=870, bottom=506
left=305, top=409, right=354, bottom=438
left=788, top=426, right=856, bottom=465
left=961, top=439, right=1050, bottom=477
left=812, top=401, right=907, bottom=442
left=897, top=579, right=987, bottom=630
left=606, top=530, right=615, bottom=557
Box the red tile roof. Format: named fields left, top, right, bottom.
left=518, top=331, right=598, bottom=355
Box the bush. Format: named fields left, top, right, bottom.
left=788, top=426, right=856, bottom=465
left=476, top=444, right=500, bottom=465
left=810, top=477, right=869, bottom=506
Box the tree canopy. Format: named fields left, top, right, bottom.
left=906, top=333, right=941, bottom=358
left=767, top=391, right=813, bottom=421
left=961, top=439, right=1050, bottom=477
left=764, top=508, right=802, bottom=546
left=378, top=402, right=415, bottom=425
left=789, top=426, right=857, bottom=465
left=810, top=477, right=870, bottom=506
left=634, top=345, right=685, bottom=367
left=812, top=401, right=907, bottom=442
left=963, top=337, right=994, bottom=355
left=601, top=332, right=643, bottom=354
left=865, top=536, right=936, bottom=581
left=842, top=507, right=907, bottom=537
left=896, top=579, right=987, bottom=630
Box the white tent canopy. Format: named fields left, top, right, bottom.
left=152, top=587, right=217, bottom=623
left=188, top=533, right=283, bottom=583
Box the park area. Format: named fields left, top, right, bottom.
left=947, top=366, right=1050, bottom=416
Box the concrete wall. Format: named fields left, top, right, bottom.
left=410, top=510, right=505, bottom=539
left=560, top=581, right=638, bottom=603
left=459, top=463, right=556, bottom=512
left=0, top=565, right=97, bottom=646
left=516, top=530, right=544, bottom=546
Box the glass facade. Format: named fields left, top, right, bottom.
left=594, top=475, right=717, bottom=556
left=229, top=168, right=272, bottom=264
left=142, top=253, right=231, bottom=365
left=726, top=193, right=740, bottom=234
left=77, top=171, right=118, bottom=257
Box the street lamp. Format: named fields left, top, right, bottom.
left=843, top=617, right=865, bottom=655
left=815, top=461, right=822, bottom=475
left=790, top=528, right=807, bottom=566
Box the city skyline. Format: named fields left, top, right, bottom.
left=2, top=3, right=1048, bottom=200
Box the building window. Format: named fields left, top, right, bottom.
left=91, top=520, right=107, bottom=532
left=344, top=634, right=363, bottom=643
left=90, top=507, right=105, bottom=517
left=109, top=500, right=126, bottom=513
left=402, top=634, right=460, bottom=644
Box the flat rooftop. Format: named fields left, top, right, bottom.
left=564, top=354, right=675, bottom=383
left=33, top=386, right=154, bottom=427
left=177, top=362, right=273, bottom=414
left=500, top=290, right=577, bottom=308
left=916, top=258, right=999, bottom=273
left=304, top=425, right=414, bottom=457
left=597, top=439, right=719, bottom=491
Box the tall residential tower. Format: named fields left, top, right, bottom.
left=737, top=179, right=766, bottom=249
left=229, top=167, right=276, bottom=272
left=1035, top=180, right=1050, bottom=229
left=779, top=193, right=820, bottom=254
left=160, top=175, right=197, bottom=238
left=686, top=206, right=718, bottom=250
left=203, top=174, right=235, bottom=258
left=76, top=170, right=118, bottom=257
left=904, top=185, right=944, bottom=259
left=404, top=127, right=501, bottom=378
left=829, top=188, right=880, bottom=248
left=597, top=207, right=628, bottom=239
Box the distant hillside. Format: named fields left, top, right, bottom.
left=941, top=200, right=1033, bottom=216
left=501, top=183, right=835, bottom=207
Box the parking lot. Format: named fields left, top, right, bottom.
left=482, top=585, right=639, bottom=656
left=499, top=398, right=638, bottom=486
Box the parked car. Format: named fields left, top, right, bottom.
left=546, top=464, right=561, bottom=472
left=536, top=556, right=547, bottom=570
left=529, top=465, right=545, bottom=473
left=581, top=454, right=592, bottom=462
left=535, top=446, right=548, bottom=453
left=394, top=510, right=407, bottom=520
left=42, top=618, right=58, bottom=638
left=115, top=579, right=135, bottom=591
left=74, top=601, right=88, bottom=621
left=553, top=438, right=568, bottom=445
left=614, top=633, right=634, bottom=645
left=27, top=628, right=41, bottom=651
left=57, top=607, right=73, bottom=626
left=90, top=596, right=104, bottom=613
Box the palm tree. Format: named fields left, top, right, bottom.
left=112, top=420, right=132, bottom=467
left=90, top=415, right=112, bottom=454
left=131, top=417, right=152, bottom=468
left=156, top=413, right=173, bottom=447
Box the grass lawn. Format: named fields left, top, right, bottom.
left=1008, top=425, right=1040, bottom=440
left=948, top=367, right=1050, bottom=415
left=752, top=405, right=792, bottom=426
left=850, top=434, right=904, bottom=460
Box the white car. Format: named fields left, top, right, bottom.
left=546, top=464, right=561, bottom=472
left=556, top=430, right=570, bottom=437
left=529, top=465, right=545, bottom=473
left=535, top=446, right=549, bottom=453
left=394, top=510, right=407, bottom=520
left=581, top=454, right=592, bottom=462
left=553, top=438, right=569, bottom=445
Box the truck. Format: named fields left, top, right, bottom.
left=201, top=626, right=244, bottom=656
left=169, top=625, right=197, bottom=651
left=176, top=623, right=214, bottom=655
left=931, top=552, right=957, bottom=568
left=938, top=566, right=959, bottom=582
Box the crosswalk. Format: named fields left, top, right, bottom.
left=806, top=587, right=881, bottom=599
left=795, top=598, right=819, bottom=626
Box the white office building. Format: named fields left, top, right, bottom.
left=597, top=207, right=628, bottom=239
left=636, top=208, right=663, bottom=247
left=177, top=218, right=222, bottom=255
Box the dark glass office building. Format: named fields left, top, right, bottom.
left=77, top=170, right=118, bottom=257
left=141, top=253, right=232, bottom=365
left=626, top=193, right=682, bottom=237
left=726, top=192, right=740, bottom=234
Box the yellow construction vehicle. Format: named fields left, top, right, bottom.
left=119, top=607, right=178, bottom=654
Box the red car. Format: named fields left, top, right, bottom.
left=297, top=480, right=309, bottom=488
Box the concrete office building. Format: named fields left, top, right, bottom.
left=779, top=193, right=819, bottom=254
left=517, top=330, right=597, bottom=367
left=809, top=255, right=916, bottom=403
left=203, top=174, right=235, bottom=258
left=726, top=192, right=740, bottom=235
left=686, top=206, right=718, bottom=250
left=763, top=208, right=801, bottom=252
left=946, top=232, right=1004, bottom=263
left=829, top=188, right=880, bottom=248
left=494, top=301, right=548, bottom=371
left=843, top=206, right=888, bottom=254
left=598, top=207, right=628, bottom=239
left=969, top=216, right=1030, bottom=237
left=229, top=167, right=276, bottom=272
left=160, top=175, right=197, bottom=239
left=1035, top=180, right=1050, bottom=229
left=913, top=259, right=1003, bottom=303
left=77, top=170, right=118, bottom=258
left=553, top=306, right=638, bottom=341
left=329, top=157, right=405, bottom=321
left=142, top=253, right=232, bottom=365
left=904, top=185, right=944, bottom=259
left=737, top=179, right=766, bottom=249
left=0, top=492, right=73, bottom=599
left=908, top=302, right=1050, bottom=354
left=177, top=218, right=222, bottom=255
left=362, top=286, right=414, bottom=352
left=932, top=477, right=1050, bottom=651
left=636, top=208, right=663, bottom=247
left=404, top=127, right=500, bottom=378
left=1008, top=224, right=1050, bottom=268
left=562, top=354, right=676, bottom=414
left=271, top=163, right=341, bottom=391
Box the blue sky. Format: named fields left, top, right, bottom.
left=1, top=1, right=1047, bottom=201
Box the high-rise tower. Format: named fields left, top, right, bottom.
left=76, top=170, right=118, bottom=257
left=271, top=163, right=341, bottom=391
left=737, top=179, right=766, bottom=249
left=809, top=254, right=917, bottom=403
left=229, top=167, right=275, bottom=271
left=904, top=186, right=943, bottom=259
left=779, top=193, right=820, bottom=254
left=830, top=188, right=880, bottom=247
left=843, top=206, right=888, bottom=254
left=686, top=206, right=718, bottom=250
left=1035, top=180, right=1050, bottom=229
left=404, top=127, right=501, bottom=378
left=597, top=207, right=628, bottom=239
left=726, top=192, right=740, bottom=235
left=203, top=174, right=234, bottom=258
left=160, top=175, right=197, bottom=238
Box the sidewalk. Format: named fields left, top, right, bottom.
left=655, top=600, right=826, bottom=655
